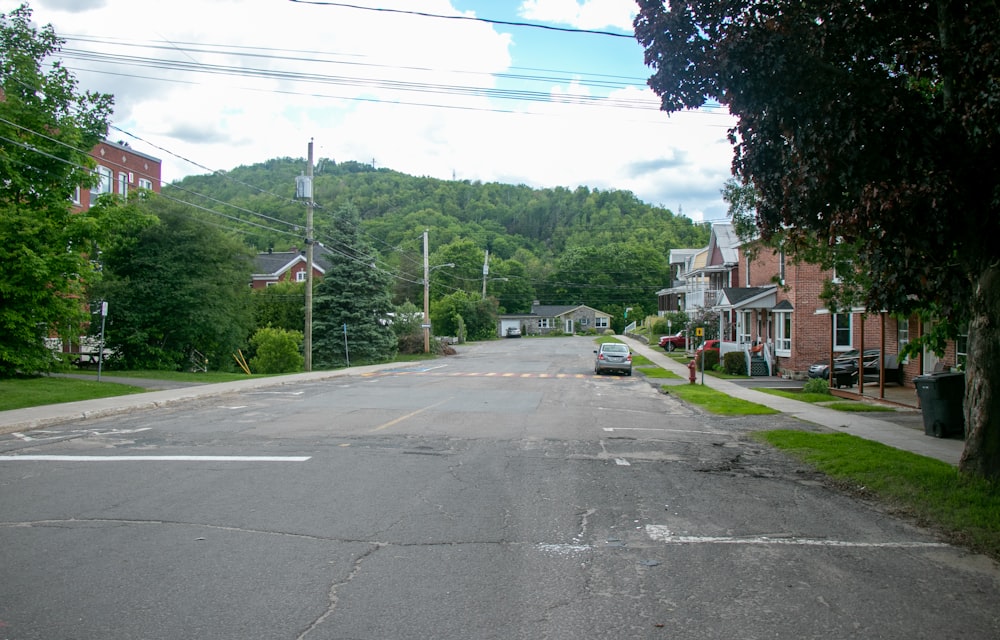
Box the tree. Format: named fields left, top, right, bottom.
left=0, top=5, right=117, bottom=376
left=312, top=205, right=397, bottom=367
left=430, top=290, right=499, bottom=341
left=252, top=281, right=305, bottom=333
left=94, top=196, right=254, bottom=370
left=635, top=1, right=1000, bottom=477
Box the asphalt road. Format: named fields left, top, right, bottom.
left=1, top=337, right=997, bottom=639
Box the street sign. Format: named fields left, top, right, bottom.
left=695, top=327, right=704, bottom=337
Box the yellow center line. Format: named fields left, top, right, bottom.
left=370, top=397, right=453, bottom=432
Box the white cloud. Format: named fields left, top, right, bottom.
left=518, top=0, right=637, bottom=31
left=3, top=0, right=736, bottom=220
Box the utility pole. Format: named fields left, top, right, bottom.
left=423, top=229, right=431, bottom=353
left=481, top=248, right=489, bottom=298
left=305, top=140, right=314, bottom=371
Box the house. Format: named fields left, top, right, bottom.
left=664, top=228, right=964, bottom=388
left=251, top=246, right=333, bottom=289
left=73, top=139, right=161, bottom=211
left=498, top=303, right=613, bottom=337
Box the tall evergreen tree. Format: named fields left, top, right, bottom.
left=313, top=205, right=397, bottom=368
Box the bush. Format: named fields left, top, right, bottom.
left=249, top=327, right=304, bottom=374
left=696, top=349, right=720, bottom=371
left=722, top=351, right=747, bottom=376
left=802, top=377, right=832, bottom=395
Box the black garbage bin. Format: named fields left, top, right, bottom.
left=913, top=372, right=965, bottom=438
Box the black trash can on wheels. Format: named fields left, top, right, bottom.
left=913, top=372, right=966, bottom=438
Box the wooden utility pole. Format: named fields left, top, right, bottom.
left=305, top=140, right=314, bottom=371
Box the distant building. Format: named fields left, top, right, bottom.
left=72, top=139, right=162, bottom=210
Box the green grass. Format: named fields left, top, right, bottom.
left=757, top=430, right=1000, bottom=560
left=663, top=383, right=780, bottom=415
left=636, top=365, right=682, bottom=379
left=68, top=369, right=267, bottom=383
left=0, top=377, right=147, bottom=411
left=755, top=388, right=898, bottom=412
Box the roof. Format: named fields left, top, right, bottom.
left=529, top=304, right=611, bottom=318
left=716, top=286, right=777, bottom=309
left=709, top=222, right=740, bottom=265
left=773, top=299, right=794, bottom=311
left=252, top=246, right=333, bottom=278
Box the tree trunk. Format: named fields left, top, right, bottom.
left=959, top=262, right=1000, bottom=479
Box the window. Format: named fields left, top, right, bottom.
left=778, top=249, right=786, bottom=284
left=833, top=313, right=852, bottom=350
left=774, top=311, right=792, bottom=354
left=91, top=166, right=112, bottom=196
left=738, top=310, right=752, bottom=344
left=595, top=317, right=609, bottom=329
left=898, top=317, right=910, bottom=363
left=957, top=330, right=968, bottom=370
left=538, top=318, right=553, bottom=329
left=138, top=178, right=152, bottom=190
left=295, top=270, right=307, bottom=282
left=118, top=172, right=128, bottom=199
left=71, top=185, right=81, bottom=205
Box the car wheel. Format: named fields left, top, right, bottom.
left=666, top=343, right=675, bottom=352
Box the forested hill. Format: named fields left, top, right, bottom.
left=165, top=158, right=712, bottom=315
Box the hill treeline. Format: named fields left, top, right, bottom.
left=167, top=158, right=711, bottom=317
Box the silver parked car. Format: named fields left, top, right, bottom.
left=594, top=342, right=632, bottom=376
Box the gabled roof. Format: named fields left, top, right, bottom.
left=716, top=286, right=777, bottom=310
left=252, top=246, right=333, bottom=279
left=529, top=303, right=611, bottom=318
left=707, top=222, right=740, bottom=266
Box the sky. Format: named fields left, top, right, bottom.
left=5, top=0, right=739, bottom=222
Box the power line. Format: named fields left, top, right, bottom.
left=284, top=0, right=636, bottom=38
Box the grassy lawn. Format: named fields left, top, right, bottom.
left=756, top=387, right=897, bottom=412
left=663, top=383, right=779, bottom=415
left=636, top=365, right=682, bottom=379
left=0, top=377, right=148, bottom=411
left=757, top=430, right=1000, bottom=561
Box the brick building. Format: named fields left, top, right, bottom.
left=73, top=139, right=161, bottom=210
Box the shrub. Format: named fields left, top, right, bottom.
left=803, top=377, right=832, bottom=395
left=722, top=351, right=747, bottom=376
left=696, top=349, right=720, bottom=371
left=249, top=327, right=304, bottom=374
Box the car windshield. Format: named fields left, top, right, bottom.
left=602, top=344, right=628, bottom=354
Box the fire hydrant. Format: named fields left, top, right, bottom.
left=687, top=358, right=698, bottom=384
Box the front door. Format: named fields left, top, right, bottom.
left=564, top=319, right=574, bottom=334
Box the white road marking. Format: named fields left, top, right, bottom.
left=10, top=427, right=152, bottom=442
left=646, top=525, right=948, bottom=548
left=0, top=455, right=311, bottom=462
left=614, top=458, right=631, bottom=466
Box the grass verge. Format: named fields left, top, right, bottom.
left=0, top=377, right=147, bottom=411
left=755, top=388, right=898, bottom=412
left=756, top=430, right=1000, bottom=561
left=636, top=365, right=682, bottom=379
left=663, top=383, right=779, bottom=415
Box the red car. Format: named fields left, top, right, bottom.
left=658, top=331, right=687, bottom=352
left=694, top=339, right=720, bottom=357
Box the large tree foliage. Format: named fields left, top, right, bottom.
left=313, top=205, right=397, bottom=368
left=635, top=1, right=1000, bottom=477
left=0, top=5, right=117, bottom=376
left=93, top=196, right=254, bottom=370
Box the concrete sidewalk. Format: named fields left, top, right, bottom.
left=622, top=336, right=966, bottom=466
